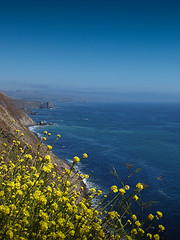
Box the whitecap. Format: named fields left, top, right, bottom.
left=158, top=189, right=171, bottom=199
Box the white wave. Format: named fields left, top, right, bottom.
left=158, top=189, right=171, bottom=199
left=28, top=125, right=43, bottom=140
left=28, top=125, right=38, bottom=132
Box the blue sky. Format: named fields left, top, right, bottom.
left=0, top=0, right=180, bottom=94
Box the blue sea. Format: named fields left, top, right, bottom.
left=29, top=102, right=180, bottom=240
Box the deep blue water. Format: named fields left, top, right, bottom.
left=30, top=102, right=180, bottom=239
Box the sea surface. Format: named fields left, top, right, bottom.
left=29, top=102, right=180, bottom=240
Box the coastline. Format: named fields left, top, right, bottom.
left=27, top=123, right=88, bottom=201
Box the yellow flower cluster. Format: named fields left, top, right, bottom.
left=0, top=130, right=165, bottom=240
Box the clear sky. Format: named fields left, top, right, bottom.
left=0, top=0, right=180, bottom=94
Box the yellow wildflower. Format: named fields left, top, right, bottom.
left=111, top=185, right=118, bottom=193
left=156, top=211, right=163, bottom=218
left=73, top=156, right=80, bottom=164
left=147, top=233, right=152, bottom=239
left=127, top=219, right=132, bottom=225
left=148, top=214, right=154, bottom=221
left=138, top=228, right=145, bottom=235
left=153, top=234, right=160, bottom=240
left=131, top=229, right=137, bottom=235
left=136, top=183, right=143, bottom=191
left=133, top=195, right=139, bottom=201
left=47, top=145, right=52, bottom=151
left=125, top=185, right=130, bottom=190
left=83, top=153, right=88, bottom=158
left=158, top=225, right=165, bottom=231
left=0, top=205, right=10, bottom=215
left=131, top=215, right=137, bottom=221
left=135, top=220, right=141, bottom=227
left=0, top=191, right=4, bottom=197
left=44, top=155, right=51, bottom=163
left=39, top=221, right=48, bottom=231
left=108, top=211, right=117, bottom=220
left=119, top=188, right=126, bottom=195
left=90, top=188, right=96, bottom=193
left=6, top=230, right=13, bottom=239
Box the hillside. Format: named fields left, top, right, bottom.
left=0, top=90, right=70, bottom=175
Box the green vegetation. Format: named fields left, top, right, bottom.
left=0, top=123, right=165, bottom=239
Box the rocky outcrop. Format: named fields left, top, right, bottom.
left=12, top=99, right=54, bottom=112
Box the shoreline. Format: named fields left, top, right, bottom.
left=27, top=123, right=88, bottom=201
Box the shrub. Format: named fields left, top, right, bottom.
left=0, top=129, right=164, bottom=239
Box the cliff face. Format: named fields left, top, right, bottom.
left=0, top=90, right=59, bottom=165
left=12, top=98, right=54, bottom=111
left=0, top=90, right=86, bottom=199
left=0, top=91, right=35, bottom=126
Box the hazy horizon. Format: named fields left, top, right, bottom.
left=3, top=87, right=180, bottom=103
left=0, top=0, right=180, bottom=98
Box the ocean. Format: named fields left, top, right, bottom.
left=29, top=102, right=180, bottom=240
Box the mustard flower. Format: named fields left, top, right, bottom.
left=24, top=154, right=32, bottom=160
left=0, top=191, right=4, bottom=197
left=57, top=134, right=61, bottom=138
left=127, top=219, right=132, bottom=225
left=44, top=131, right=48, bottom=135
left=69, top=230, right=75, bottom=236
left=148, top=214, right=154, bottom=221
left=47, top=145, right=52, bottom=151
left=131, top=229, right=138, bottom=235
left=147, top=233, right=153, bottom=239
left=133, top=195, right=139, bottom=201
left=111, top=185, right=118, bottom=193
left=39, top=221, right=48, bottom=231
left=73, top=156, right=80, bottom=164
left=98, top=190, right=102, bottom=195
left=131, top=214, right=137, bottom=221
left=108, top=211, right=117, bottom=220
left=0, top=205, right=10, bottom=215
left=136, top=183, right=143, bottom=191
left=153, top=234, right=160, bottom=240
left=66, top=180, right=70, bottom=186
left=44, top=155, right=51, bottom=163
left=119, top=188, right=126, bottom=195
left=16, top=190, right=23, bottom=195
left=125, top=185, right=130, bottom=190
left=135, top=220, right=141, bottom=227
left=6, top=230, right=13, bottom=239
left=90, top=188, right=96, bottom=193
left=156, top=211, right=163, bottom=218
left=138, top=228, right=145, bottom=235
left=83, top=153, right=88, bottom=158
left=158, top=225, right=165, bottom=231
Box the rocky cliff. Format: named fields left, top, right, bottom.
left=0, top=90, right=63, bottom=172
left=0, top=90, right=86, bottom=200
